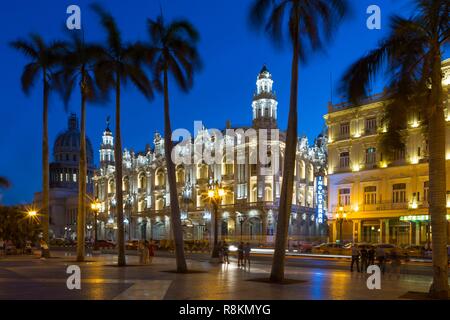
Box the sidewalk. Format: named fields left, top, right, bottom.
left=0, top=251, right=438, bottom=300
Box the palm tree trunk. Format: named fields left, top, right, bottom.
left=76, top=82, right=87, bottom=262
left=115, top=73, right=126, bottom=266
left=42, top=71, right=50, bottom=258
left=163, top=69, right=188, bottom=273
left=270, top=21, right=299, bottom=283
left=428, top=51, right=449, bottom=299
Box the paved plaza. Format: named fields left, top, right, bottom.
left=0, top=251, right=444, bottom=300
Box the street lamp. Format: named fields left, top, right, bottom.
left=237, top=213, right=247, bottom=241
left=28, top=210, right=37, bottom=217
left=90, top=199, right=101, bottom=249
left=335, top=207, right=347, bottom=243
left=208, top=180, right=225, bottom=261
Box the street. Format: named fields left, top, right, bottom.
left=0, top=250, right=446, bottom=300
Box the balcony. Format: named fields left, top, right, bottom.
left=333, top=166, right=351, bottom=174
left=364, top=128, right=377, bottom=136
left=336, top=133, right=350, bottom=141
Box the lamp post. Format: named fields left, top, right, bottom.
left=27, top=210, right=37, bottom=241
left=238, top=213, right=247, bottom=241
left=335, top=206, right=347, bottom=243
left=208, top=180, right=225, bottom=261
left=90, top=199, right=101, bottom=250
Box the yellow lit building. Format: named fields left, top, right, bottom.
left=324, top=58, right=450, bottom=245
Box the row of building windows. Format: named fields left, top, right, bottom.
left=338, top=147, right=407, bottom=169
left=338, top=181, right=430, bottom=206
left=338, top=117, right=378, bottom=139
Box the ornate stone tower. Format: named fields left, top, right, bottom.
left=99, top=117, right=115, bottom=168
left=252, top=65, right=278, bottom=129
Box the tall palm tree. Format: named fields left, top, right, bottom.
left=92, top=4, right=154, bottom=266
left=340, top=0, right=449, bottom=298
left=10, top=34, right=66, bottom=256
left=0, top=177, right=10, bottom=189
left=55, top=31, right=107, bottom=262
left=249, top=0, right=348, bottom=282
left=145, top=14, right=201, bottom=273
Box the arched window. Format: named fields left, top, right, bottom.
left=155, top=169, right=165, bottom=186
left=250, top=185, right=257, bottom=203
left=122, top=176, right=130, bottom=193
left=108, top=179, right=115, bottom=193
left=176, top=166, right=185, bottom=184
left=264, top=186, right=273, bottom=202
left=223, top=191, right=234, bottom=205
left=155, top=197, right=164, bottom=210
left=138, top=173, right=146, bottom=189
left=222, top=162, right=234, bottom=176
left=197, top=163, right=208, bottom=179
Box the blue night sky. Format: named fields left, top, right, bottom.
left=0, top=0, right=444, bottom=205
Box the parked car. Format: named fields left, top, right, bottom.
left=298, top=242, right=314, bottom=253
left=312, top=243, right=347, bottom=255
left=24, top=241, right=33, bottom=254
left=403, top=245, right=425, bottom=258
left=373, top=243, right=404, bottom=256
left=50, top=238, right=66, bottom=246
left=96, top=240, right=115, bottom=249
left=5, top=241, right=17, bottom=255
left=126, top=240, right=140, bottom=250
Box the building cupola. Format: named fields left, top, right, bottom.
left=252, top=65, right=278, bottom=129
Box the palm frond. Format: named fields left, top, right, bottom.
left=0, top=177, right=10, bottom=188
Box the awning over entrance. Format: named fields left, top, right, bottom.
left=400, top=214, right=450, bottom=222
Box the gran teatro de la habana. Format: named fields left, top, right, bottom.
left=92, top=66, right=328, bottom=245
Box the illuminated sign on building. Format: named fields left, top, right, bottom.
left=316, top=175, right=325, bottom=224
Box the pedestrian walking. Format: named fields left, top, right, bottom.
left=350, top=244, right=360, bottom=272
left=368, top=246, right=375, bottom=266
left=0, top=239, right=4, bottom=257
left=218, top=241, right=224, bottom=263
left=222, top=241, right=229, bottom=264
left=389, top=248, right=401, bottom=279
left=360, top=246, right=368, bottom=273
left=39, top=239, right=48, bottom=259
left=237, top=242, right=244, bottom=267
left=376, top=246, right=386, bottom=274
left=142, top=240, right=149, bottom=264
left=147, top=239, right=155, bottom=264
left=244, top=242, right=251, bottom=268
left=138, top=240, right=144, bottom=264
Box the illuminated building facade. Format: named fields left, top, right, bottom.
left=33, top=113, right=95, bottom=238
left=325, top=58, right=450, bottom=245
left=93, top=66, right=328, bottom=244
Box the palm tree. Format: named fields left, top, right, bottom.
left=249, top=0, right=348, bottom=282
left=55, top=31, right=107, bottom=262
left=10, top=34, right=66, bottom=256
left=92, top=4, right=154, bottom=266
left=144, top=14, right=201, bottom=273
left=340, top=0, right=449, bottom=298
left=0, top=177, right=10, bottom=189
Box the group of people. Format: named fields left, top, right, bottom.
left=350, top=244, right=403, bottom=277
left=139, top=239, right=155, bottom=265
left=217, top=241, right=251, bottom=267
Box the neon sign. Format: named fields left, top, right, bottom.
left=316, top=175, right=325, bottom=224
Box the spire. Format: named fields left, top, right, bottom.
left=68, top=113, right=79, bottom=131
left=252, top=65, right=278, bottom=129
left=105, top=116, right=111, bottom=133
left=258, top=64, right=271, bottom=80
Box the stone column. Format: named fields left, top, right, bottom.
left=352, top=220, right=358, bottom=243
left=332, top=221, right=337, bottom=242
left=379, top=219, right=384, bottom=244
left=262, top=210, right=268, bottom=245
left=384, top=219, right=390, bottom=243
left=357, top=220, right=362, bottom=242
left=415, top=222, right=420, bottom=245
